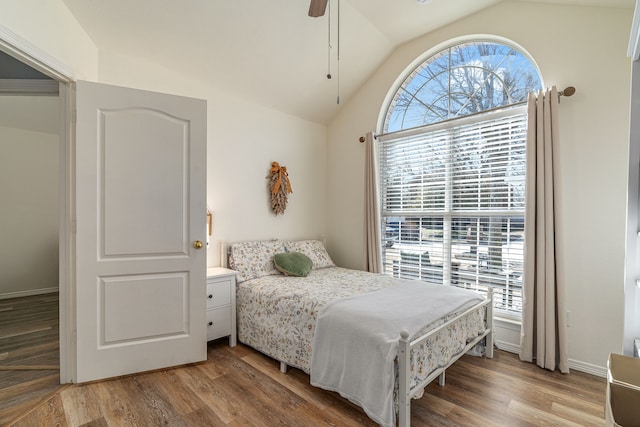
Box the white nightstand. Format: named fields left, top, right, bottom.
left=206, top=267, right=237, bottom=346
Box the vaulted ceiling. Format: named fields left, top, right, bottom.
left=61, top=0, right=634, bottom=124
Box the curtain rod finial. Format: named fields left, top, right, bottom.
left=560, top=86, right=576, bottom=97
left=359, top=136, right=365, bottom=143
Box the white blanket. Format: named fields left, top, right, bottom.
left=310, top=281, right=483, bottom=427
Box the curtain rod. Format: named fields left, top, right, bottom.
left=358, top=85, right=576, bottom=143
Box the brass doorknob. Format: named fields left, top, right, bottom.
left=193, top=240, right=204, bottom=249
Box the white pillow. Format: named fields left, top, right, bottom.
left=284, top=240, right=335, bottom=269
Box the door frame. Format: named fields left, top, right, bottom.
left=0, top=24, right=76, bottom=383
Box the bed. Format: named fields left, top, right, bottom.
left=227, top=239, right=493, bottom=427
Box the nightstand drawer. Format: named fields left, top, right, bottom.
left=207, top=306, right=231, bottom=341
left=206, top=279, right=231, bottom=309
left=206, top=267, right=237, bottom=346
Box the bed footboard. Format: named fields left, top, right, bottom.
left=397, top=288, right=494, bottom=427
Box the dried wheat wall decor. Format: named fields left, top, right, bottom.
left=267, top=161, right=293, bottom=215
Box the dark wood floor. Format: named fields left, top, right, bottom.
left=0, top=293, right=60, bottom=425
left=10, top=337, right=606, bottom=426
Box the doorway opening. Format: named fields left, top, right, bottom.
left=0, top=44, right=70, bottom=424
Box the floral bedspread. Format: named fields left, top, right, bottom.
left=236, top=267, right=487, bottom=391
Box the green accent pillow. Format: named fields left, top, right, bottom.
left=274, top=252, right=313, bottom=277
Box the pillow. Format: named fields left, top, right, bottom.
left=274, top=252, right=313, bottom=277
left=228, top=240, right=285, bottom=283
left=284, top=239, right=335, bottom=269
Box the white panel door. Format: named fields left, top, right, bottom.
left=74, top=80, right=207, bottom=383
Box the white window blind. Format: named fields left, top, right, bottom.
left=379, top=106, right=527, bottom=313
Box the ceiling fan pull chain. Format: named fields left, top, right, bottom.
left=327, top=0, right=332, bottom=79
left=336, top=0, right=341, bottom=104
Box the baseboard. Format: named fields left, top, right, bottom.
left=493, top=316, right=607, bottom=378
left=495, top=340, right=521, bottom=354
left=494, top=342, right=607, bottom=377
left=0, top=287, right=59, bottom=300
left=568, top=358, right=607, bottom=378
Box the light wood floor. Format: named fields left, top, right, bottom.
left=10, top=337, right=606, bottom=426
left=0, top=293, right=60, bottom=425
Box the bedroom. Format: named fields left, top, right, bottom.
left=0, top=0, right=637, bottom=425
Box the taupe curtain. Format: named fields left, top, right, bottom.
left=364, top=131, right=382, bottom=273
left=520, top=86, right=569, bottom=373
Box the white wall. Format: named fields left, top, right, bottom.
left=327, top=2, right=633, bottom=373
left=0, top=96, right=59, bottom=297
left=0, top=1, right=328, bottom=269
left=0, top=0, right=97, bottom=80
left=98, top=50, right=329, bottom=267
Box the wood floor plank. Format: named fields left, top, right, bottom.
left=1, top=400, right=45, bottom=426
left=11, top=393, right=68, bottom=427
left=241, top=351, right=335, bottom=411
left=507, top=399, right=585, bottom=427
left=507, top=359, right=605, bottom=411
left=211, top=345, right=317, bottom=426
left=3, top=340, right=58, bottom=361
left=112, top=374, right=187, bottom=427
left=78, top=417, right=109, bottom=427
left=211, top=368, right=300, bottom=427
left=0, top=326, right=53, bottom=340
left=142, top=369, right=207, bottom=417
left=180, top=406, right=227, bottom=427
left=90, top=378, right=157, bottom=426
left=0, top=293, right=60, bottom=425
left=6, top=330, right=609, bottom=426
left=173, top=363, right=239, bottom=424
left=0, top=365, right=58, bottom=371
left=414, top=395, right=505, bottom=427
left=550, top=401, right=606, bottom=427
left=59, top=383, right=104, bottom=427
left=431, top=355, right=606, bottom=424
left=0, top=372, right=60, bottom=404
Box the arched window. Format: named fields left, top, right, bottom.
left=384, top=41, right=542, bottom=132
left=379, top=40, right=542, bottom=314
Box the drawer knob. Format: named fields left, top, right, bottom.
left=208, top=321, right=213, bottom=326
left=208, top=294, right=213, bottom=299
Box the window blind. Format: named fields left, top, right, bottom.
left=379, top=106, right=527, bottom=313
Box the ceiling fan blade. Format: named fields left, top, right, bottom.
left=308, top=0, right=328, bottom=17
